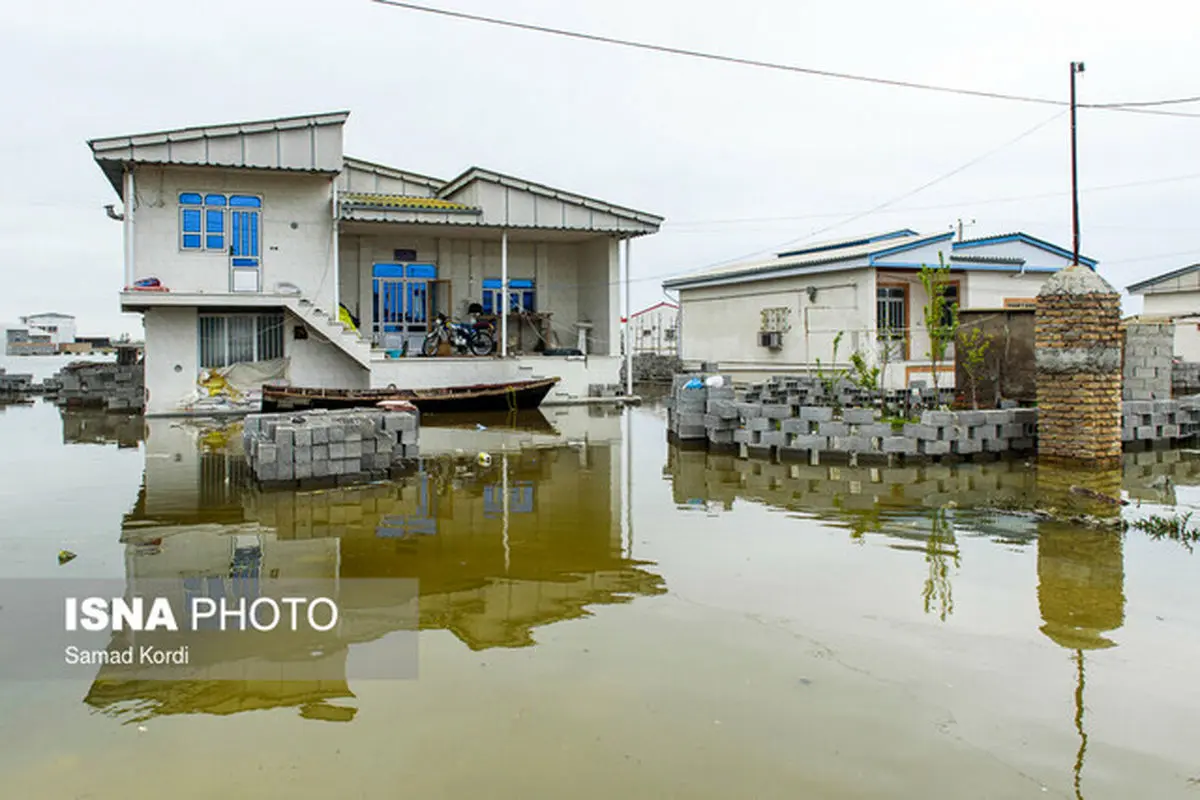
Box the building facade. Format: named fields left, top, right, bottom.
left=89, top=111, right=662, bottom=415
left=1127, top=264, right=1200, bottom=362
left=626, top=301, right=679, bottom=356
left=664, top=229, right=1097, bottom=390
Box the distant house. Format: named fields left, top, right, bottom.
left=663, top=229, right=1097, bottom=390
left=19, top=313, right=76, bottom=347
left=4, top=326, right=56, bottom=356
left=1127, top=264, right=1200, bottom=361
left=625, top=301, right=679, bottom=357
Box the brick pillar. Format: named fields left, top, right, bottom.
left=1035, top=265, right=1123, bottom=466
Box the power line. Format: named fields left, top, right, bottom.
left=665, top=110, right=1068, bottom=278
left=665, top=171, right=1200, bottom=228
left=370, top=0, right=1200, bottom=118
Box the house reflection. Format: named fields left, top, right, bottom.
left=85, top=416, right=663, bottom=722
left=59, top=408, right=145, bottom=448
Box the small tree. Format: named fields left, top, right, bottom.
left=958, top=325, right=991, bottom=410
left=919, top=253, right=959, bottom=397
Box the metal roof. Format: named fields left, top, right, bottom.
left=664, top=232, right=934, bottom=289
left=339, top=193, right=480, bottom=213
left=952, top=231, right=1097, bottom=267
left=22, top=312, right=75, bottom=319
left=949, top=254, right=1026, bottom=265
left=342, top=156, right=444, bottom=189
left=89, top=111, right=349, bottom=195
left=1127, top=263, right=1200, bottom=294
left=439, top=167, right=664, bottom=227
left=777, top=229, right=918, bottom=258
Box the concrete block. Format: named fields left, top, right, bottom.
left=762, top=404, right=793, bottom=420
left=735, top=403, right=763, bottom=419
left=859, top=424, right=894, bottom=439
left=329, top=426, right=346, bottom=443
left=748, top=418, right=771, bottom=432
left=1136, top=426, right=1156, bottom=440
left=957, top=411, right=985, bottom=427
left=733, top=429, right=753, bottom=444
left=276, top=461, right=295, bottom=481
left=275, top=425, right=295, bottom=446
left=344, top=428, right=363, bottom=443
left=1010, top=438, right=1035, bottom=451
left=346, top=441, right=363, bottom=459
left=833, top=436, right=873, bottom=453
left=312, top=425, right=330, bottom=445
left=294, top=446, right=313, bottom=464
left=1011, top=409, right=1037, bottom=425
left=883, top=437, right=917, bottom=455
left=819, top=421, right=849, bottom=438
left=921, top=440, right=951, bottom=456
left=362, top=438, right=376, bottom=455
left=954, top=439, right=983, bottom=454
left=903, top=423, right=938, bottom=441
left=789, top=435, right=827, bottom=452
left=294, top=427, right=312, bottom=448
left=1160, top=424, right=1181, bottom=439
left=843, top=408, right=875, bottom=424
left=781, top=418, right=808, bottom=435
left=257, top=442, right=278, bottom=465
left=329, top=442, right=346, bottom=459
left=921, top=411, right=955, bottom=426
left=759, top=431, right=787, bottom=447
left=801, top=407, right=834, bottom=422
left=294, top=461, right=314, bottom=480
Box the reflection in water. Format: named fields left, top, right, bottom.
left=60, top=408, right=146, bottom=448
left=1037, top=523, right=1125, bottom=800
left=663, top=445, right=1160, bottom=799
left=89, top=417, right=663, bottom=723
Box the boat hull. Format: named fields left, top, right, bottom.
left=260, top=378, right=559, bottom=415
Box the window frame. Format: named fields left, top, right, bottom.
left=179, top=192, right=231, bottom=254
left=876, top=282, right=909, bottom=361
left=197, top=312, right=285, bottom=369
left=481, top=278, right=536, bottom=314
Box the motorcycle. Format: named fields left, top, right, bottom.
left=422, top=312, right=496, bottom=357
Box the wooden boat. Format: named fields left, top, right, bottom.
left=260, top=377, right=560, bottom=415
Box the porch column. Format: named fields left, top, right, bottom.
left=331, top=180, right=339, bottom=314
left=624, top=238, right=633, bottom=397
left=500, top=230, right=509, bottom=358
left=123, top=167, right=135, bottom=287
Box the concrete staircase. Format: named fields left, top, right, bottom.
left=283, top=296, right=372, bottom=370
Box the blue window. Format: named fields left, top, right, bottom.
left=484, top=482, right=535, bottom=518
left=179, top=193, right=259, bottom=253
left=481, top=278, right=535, bottom=314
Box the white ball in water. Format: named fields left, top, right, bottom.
left=477, top=452, right=492, bottom=468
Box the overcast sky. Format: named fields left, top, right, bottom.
left=2, top=0, right=1198, bottom=336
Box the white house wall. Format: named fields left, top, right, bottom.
left=1143, top=293, right=1200, bottom=361
left=577, top=237, right=618, bottom=357
left=369, top=355, right=621, bottom=402
left=961, top=271, right=1051, bottom=309
left=679, top=269, right=874, bottom=371
left=287, top=316, right=369, bottom=390
left=956, top=239, right=1075, bottom=268
left=132, top=165, right=337, bottom=311
left=143, top=306, right=199, bottom=415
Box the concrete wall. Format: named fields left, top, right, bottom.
left=132, top=165, right=337, bottom=311
left=1142, top=293, right=1200, bottom=361
left=287, top=315, right=369, bottom=390
left=1123, top=322, right=1173, bottom=400
left=23, top=315, right=76, bottom=345
left=143, top=306, right=199, bottom=415
left=678, top=269, right=873, bottom=373
left=577, top=236, right=619, bottom=357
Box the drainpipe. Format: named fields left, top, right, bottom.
left=500, top=230, right=509, bottom=358
left=122, top=167, right=135, bottom=288
left=331, top=180, right=340, bottom=313
left=624, top=237, right=633, bottom=397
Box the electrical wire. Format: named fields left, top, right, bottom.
left=369, top=0, right=1200, bottom=118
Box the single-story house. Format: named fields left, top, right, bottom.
left=89, top=111, right=663, bottom=416
left=625, top=301, right=679, bottom=357
left=1127, top=264, right=1200, bottom=362
left=663, top=228, right=1098, bottom=390
left=19, top=312, right=77, bottom=347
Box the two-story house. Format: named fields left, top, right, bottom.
left=89, top=111, right=663, bottom=415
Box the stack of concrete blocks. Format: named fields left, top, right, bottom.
left=54, top=361, right=145, bottom=412
left=1173, top=362, right=1200, bottom=396
left=666, top=373, right=712, bottom=444
left=243, top=408, right=419, bottom=487
left=0, top=369, right=33, bottom=393
left=1123, top=321, right=1174, bottom=400
left=1121, top=397, right=1200, bottom=445
left=903, top=409, right=1038, bottom=459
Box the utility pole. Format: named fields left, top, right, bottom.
left=1070, top=61, right=1085, bottom=267
left=953, top=218, right=976, bottom=242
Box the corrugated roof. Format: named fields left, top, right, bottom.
left=949, top=254, right=1026, bottom=265
left=777, top=229, right=918, bottom=258
left=340, top=193, right=480, bottom=213
left=664, top=232, right=932, bottom=288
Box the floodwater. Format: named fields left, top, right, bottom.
left=1, top=399, right=1199, bottom=799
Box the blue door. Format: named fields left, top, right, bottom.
left=229, top=196, right=262, bottom=292
left=372, top=263, right=437, bottom=338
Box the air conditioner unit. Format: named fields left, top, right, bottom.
left=758, top=331, right=783, bottom=350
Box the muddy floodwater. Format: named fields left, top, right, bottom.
left=1, top=397, right=1199, bottom=799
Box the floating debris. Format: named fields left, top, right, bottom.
left=57, top=550, right=77, bottom=565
